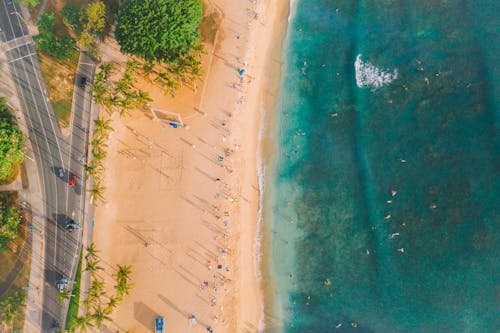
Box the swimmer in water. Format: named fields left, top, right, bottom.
left=397, top=248, right=405, bottom=253
left=389, top=232, right=400, bottom=239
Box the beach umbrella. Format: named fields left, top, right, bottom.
left=237, top=68, right=246, bottom=76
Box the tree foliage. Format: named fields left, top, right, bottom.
left=78, top=244, right=133, bottom=330
left=0, top=98, right=25, bottom=183
left=78, top=0, right=107, bottom=57
left=82, top=0, right=106, bottom=34
left=17, top=0, right=39, bottom=7
left=34, top=12, right=77, bottom=60
left=115, top=0, right=203, bottom=63
left=0, top=288, right=26, bottom=330
left=61, top=3, right=81, bottom=29
left=0, top=205, right=21, bottom=251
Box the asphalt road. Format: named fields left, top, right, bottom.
left=0, top=1, right=94, bottom=331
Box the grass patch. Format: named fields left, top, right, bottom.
left=37, top=51, right=79, bottom=128
left=53, top=101, right=72, bottom=128
left=35, top=0, right=80, bottom=128
left=65, top=250, right=82, bottom=330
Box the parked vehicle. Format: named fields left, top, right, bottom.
left=155, top=317, right=165, bottom=333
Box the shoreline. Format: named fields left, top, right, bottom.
left=231, top=0, right=291, bottom=331
left=256, top=0, right=292, bottom=332
left=90, top=0, right=291, bottom=332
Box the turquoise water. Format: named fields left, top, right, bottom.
left=265, top=1, right=500, bottom=332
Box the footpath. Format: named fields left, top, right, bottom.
left=0, top=8, right=45, bottom=332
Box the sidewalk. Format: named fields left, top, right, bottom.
left=0, top=10, right=45, bottom=333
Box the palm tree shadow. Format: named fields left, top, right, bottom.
left=133, top=301, right=158, bottom=331
left=157, top=294, right=210, bottom=328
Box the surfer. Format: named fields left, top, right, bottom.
left=389, top=232, right=400, bottom=239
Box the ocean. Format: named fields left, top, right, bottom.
left=263, top=1, right=500, bottom=332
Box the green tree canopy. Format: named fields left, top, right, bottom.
left=0, top=98, right=25, bottom=182
left=17, top=0, right=39, bottom=7
left=35, top=12, right=77, bottom=60
left=0, top=205, right=21, bottom=251
left=115, top=0, right=203, bottom=63
left=61, top=3, right=81, bottom=28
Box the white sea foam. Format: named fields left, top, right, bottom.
left=255, top=98, right=266, bottom=332
left=354, top=54, right=398, bottom=89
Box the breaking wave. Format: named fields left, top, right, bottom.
left=354, top=54, right=398, bottom=89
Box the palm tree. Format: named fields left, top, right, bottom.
left=94, top=117, right=114, bottom=137
left=102, top=94, right=119, bottom=112
left=92, top=149, right=107, bottom=161
left=115, top=280, right=134, bottom=298
left=83, top=160, right=102, bottom=177
left=56, top=290, right=72, bottom=304
left=85, top=258, right=103, bottom=276
left=99, top=63, right=113, bottom=77
left=91, top=304, right=112, bottom=328
left=142, top=61, right=158, bottom=83
left=70, top=315, right=94, bottom=332
left=104, top=295, right=119, bottom=315
left=85, top=243, right=98, bottom=261
left=88, top=279, right=105, bottom=300
left=89, top=181, right=106, bottom=204
left=114, top=265, right=133, bottom=281
left=114, top=264, right=134, bottom=297
left=91, top=136, right=108, bottom=150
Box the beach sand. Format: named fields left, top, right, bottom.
left=91, top=0, right=289, bottom=332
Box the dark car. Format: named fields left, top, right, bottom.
left=78, top=76, right=87, bottom=88
left=68, top=173, right=76, bottom=186
left=66, top=219, right=80, bottom=231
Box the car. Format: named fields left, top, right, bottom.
left=65, top=219, right=80, bottom=231
left=50, top=320, right=60, bottom=333
left=68, top=173, right=76, bottom=186
left=56, top=277, right=68, bottom=292
left=155, top=317, right=164, bottom=333
left=78, top=76, right=87, bottom=88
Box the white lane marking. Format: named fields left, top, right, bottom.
left=1, top=33, right=28, bottom=44
left=7, top=51, right=35, bottom=63
left=66, top=54, right=94, bottom=280
left=4, top=40, right=33, bottom=52
left=9, top=45, right=60, bottom=266
left=25, top=52, right=67, bottom=265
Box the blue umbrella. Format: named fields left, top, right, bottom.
left=238, top=68, right=246, bottom=76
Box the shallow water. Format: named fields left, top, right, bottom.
left=265, top=1, right=500, bottom=332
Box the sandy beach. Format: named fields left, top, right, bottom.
left=91, top=0, right=289, bottom=332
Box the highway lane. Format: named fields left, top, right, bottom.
left=0, top=1, right=90, bottom=330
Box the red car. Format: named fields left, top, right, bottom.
left=68, top=173, right=76, bottom=186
